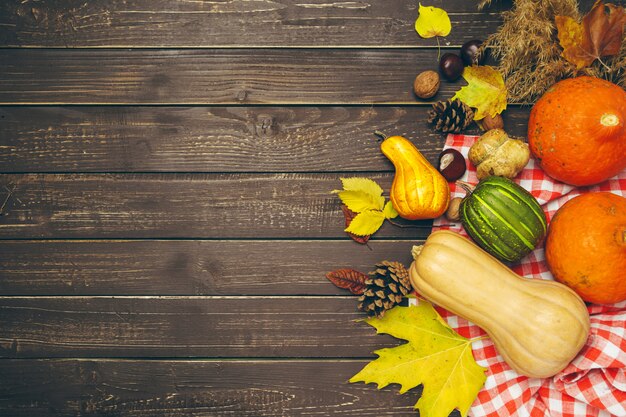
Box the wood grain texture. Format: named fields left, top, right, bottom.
left=1, top=49, right=474, bottom=105
left=0, top=173, right=433, bottom=239
left=0, top=106, right=531, bottom=173
left=0, top=359, right=455, bottom=417
left=0, top=0, right=507, bottom=48
left=0, top=297, right=405, bottom=358
left=0, top=240, right=416, bottom=295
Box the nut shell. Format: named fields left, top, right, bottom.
left=446, top=197, right=462, bottom=221
left=413, top=71, right=440, bottom=99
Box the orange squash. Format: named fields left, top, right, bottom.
left=527, top=76, right=626, bottom=186
left=545, top=192, right=626, bottom=304
left=379, top=133, right=449, bottom=220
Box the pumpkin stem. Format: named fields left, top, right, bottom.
left=600, top=113, right=620, bottom=127
left=373, top=130, right=388, bottom=141
left=411, top=245, right=424, bottom=261
left=456, top=180, right=475, bottom=195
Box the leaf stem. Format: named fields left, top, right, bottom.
left=597, top=57, right=611, bottom=72
left=387, top=219, right=431, bottom=228
left=387, top=218, right=455, bottom=229
left=436, top=36, right=441, bottom=61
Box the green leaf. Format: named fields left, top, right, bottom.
left=383, top=201, right=398, bottom=219
left=345, top=210, right=386, bottom=236
left=415, top=4, right=452, bottom=38
left=350, top=302, right=486, bottom=417
left=452, top=65, right=507, bottom=120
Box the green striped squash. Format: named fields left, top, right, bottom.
left=459, top=176, right=547, bottom=263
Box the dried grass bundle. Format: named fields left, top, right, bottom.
left=483, top=0, right=626, bottom=103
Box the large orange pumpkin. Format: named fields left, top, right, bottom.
left=527, top=76, right=626, bottom=186
left=545, top=192, right=626, bottom=305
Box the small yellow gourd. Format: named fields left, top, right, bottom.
left=378, top=132, right=449, bottom=220
left=409, top=230, right=590, bottom=378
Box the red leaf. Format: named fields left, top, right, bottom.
left=341, top=205, right=371, bottom=244
left=325, top=268, right=369, bottom=295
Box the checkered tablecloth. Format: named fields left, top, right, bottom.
left=429, top=134, right=626, bottom=417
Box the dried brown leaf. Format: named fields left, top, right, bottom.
left=557, top=1, right=626, bottom=69
left=341, top=205, right=370, bottom=244
left=325, top=268, right=369, bottom=295
left=582, top=1, right=626, bottom=61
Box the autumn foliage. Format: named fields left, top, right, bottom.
left=556, top=1, right=626, bottom=70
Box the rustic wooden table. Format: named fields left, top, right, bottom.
left=0, top=0, right=574, bottom=415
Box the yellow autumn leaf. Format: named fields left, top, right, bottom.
left=335, top=177, right=385, bottom=211
left=334, top=190, right=382, bottom=214
left=415, top=4, right=452, bottom=38
left=452, top=65, right=507, bottom=120
left=345, top=210, right=386, bottom=236
left=383, top=201, right=398, bottom=219
left=350, top=302, right=487, bottom=417
left=555, top=15, right=593, bottom=69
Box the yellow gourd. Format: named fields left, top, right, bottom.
left=409, top=230, right=590, bottom=378
left=378, top=132, right=449, bottom=220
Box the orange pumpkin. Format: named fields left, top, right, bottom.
left=545, top=192, right=626, bottom=304
left=379, top=134, right=449, bottom=220
left=527, top=76, right=626, bottom=186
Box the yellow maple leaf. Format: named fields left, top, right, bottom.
left=452, top=65, right=507, bottom=120
left=415, top=4, right=452, bottom=38
left=350, top=302, right=487, bottom=417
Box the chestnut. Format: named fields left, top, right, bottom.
left=438, top=148, right=466, bottom=181
left=460, top=39, right=487, bottom=66
left=439, top=53, right=464, bottom=81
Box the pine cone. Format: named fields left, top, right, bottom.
left=358, top=261, right=412, bottom=318
left=428, top=99, right=474, bottom=133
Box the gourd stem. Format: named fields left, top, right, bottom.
left=456, top=180, right=475, bottom=196
left=411, top=245, right=424, bottom=261
left=600, top=113, right=620, bottom=127
left=373, top=130, right=388, bottom=141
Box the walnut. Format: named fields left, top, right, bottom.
left=413, top=70, right=440, bottom=99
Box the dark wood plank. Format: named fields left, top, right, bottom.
left=0, top=173, right=434, bottom=239
left=0, top=106, right=531, bottom=173
left=0, top=49, right=469, bottom=105
left=0, top=240, right=416, bottom=296
left=0, top=297, right=403, bottom=358
left=0, top=0, right=507, bottom=48
left=0, top=359, right=437, bottom=416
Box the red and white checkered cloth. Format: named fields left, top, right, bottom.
left=429, top=134, right=626, bottom=417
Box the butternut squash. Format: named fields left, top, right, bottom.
left=409, top=230, right=590, bottom=378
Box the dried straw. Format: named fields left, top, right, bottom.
left=482, top=0, right=626, bottom=104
